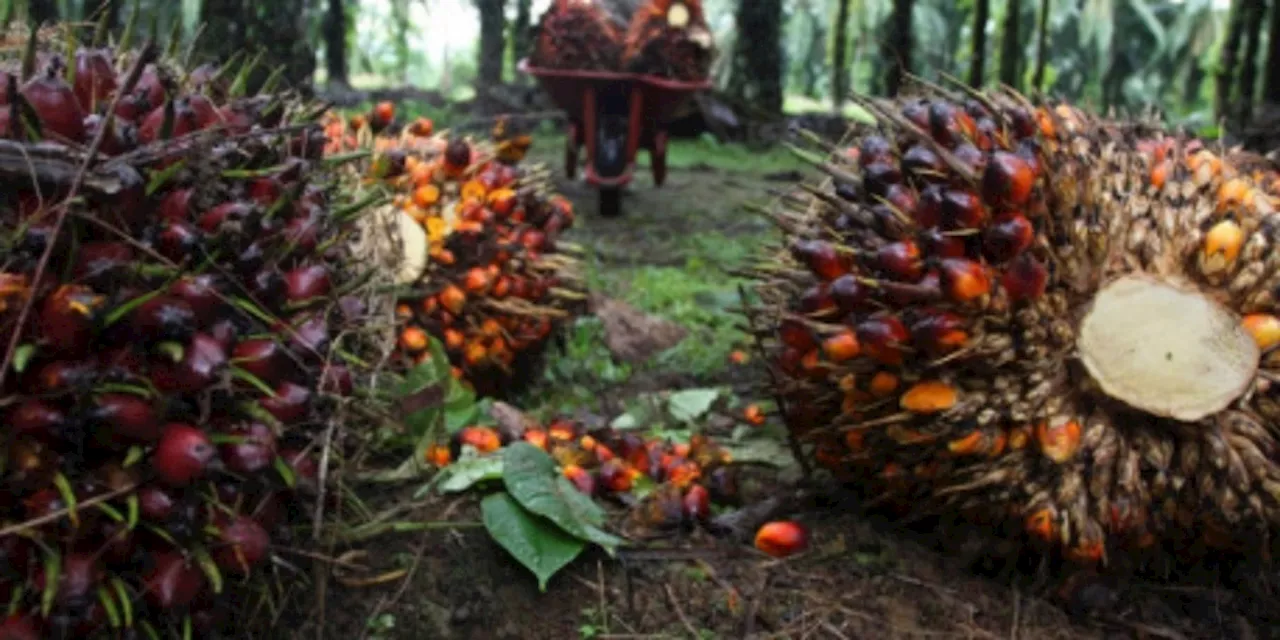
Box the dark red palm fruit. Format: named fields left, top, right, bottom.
left=197, top=201, right=255, bottom=234
left=319, top=365, right=353, bottom=396
left=828, top=274, right=871, bottom=314
left=22, top=488, right=67, bottom=524
left=89, top=393, right=161, bottom=442
left=95, top=520, right=137, bottom=565
left=881, top=183, right=918, bottom=218
left=856, top=314, right=910, bottom=366
left=211, top=515, right=270, bottom=576
left=112, top=89, right=151, bottom=122
left=444, top=137, right=472, bottom=171
left=8, top=399, right=67, bottom=441
left=706, top=466, right=740, bottom=506
left=562, top=465, right=596, bottom=496
left=982, top=151, right=1036, bottom=208
left=157, top=188, right=194, bottom=221
left=928, top=101, right=976, bottom=148
left=81, top=114, right=134, bottom=156
left=982, top=213, right=1035, bottom=263
left=0, top=615, right=39, bottom=640
left=862, top=162, right=902, bottom=198
left=952, top=142, right=988, bottom=175
left=789, top=239, right=849, bottom=281
left=875, top=240, right=924, bottom=281
left=857, top=135, right=894, bottom=167
left=939, top=257, right=992, bottom=304
left=143, top=551, right=206, bottom=609
left=900, top=144, right=945, bottom=182
left=73, top=241, right=133, bottom=282
left=778, top=318, right=817, bottom=352
left=169, top=274, right=224, bottom=321
left=152, top=423, right=217, bottom=487
left=909, top=308, right=969, bottom=356
left=682, top=484, right=711, bottom=522
left=901, top=99, right=930, bottom=130
left=208, top=317, right=240, bottom=351
left=150, top=333, right=228, bottom=393
left=231, top=339, right=291, bottom=386
left=259, top=382, right=312, bottom=424
left=940, top=189, right=987, bottom=230
left=31, top=359, right=98, bottom=393
left=913, top=183, right=944, bottom=228
left=137, top=485, right=178, bottom=522
left=247, top=267, right=286, bottom=304
left=130, top=295, right=197, bottom=342
left=595, top=459, right=633, bottom=494
left=278, top=448, right=319, bottom=493
left=280, top=212, right=320, bottom=254
left=156, top=220, right=202, bottom=262
left=219, top=422, right=277, bottom=475
left=72, top=48, right=118, bottom=111
left=919, top=228, right=968, bottom=259
left=34, top=552, right=102, bottom=608
left=247, top=177, right=282, bottom=207
left=21, top=64, right=86, bottom=142
left=797, top=284, right=835, bottom=315
left=133, top=64, right=167, bottom=109
left=1015, top=138, right=1044, bottom=177
left=284, top=313, right=330, bottom=354
left=138, top=94, right=219, bottom=142
left=218, top=103, right=255, bottom=135
left=283, top=264, right=331, bottom=303
left=1001, top=253, right=1049, bottom=302
left=38, top=284, right=103, bottom=355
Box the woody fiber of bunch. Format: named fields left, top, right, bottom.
left=744, top=82, right=1280, bottom=572
left=0, top=18, right=369, bottom=639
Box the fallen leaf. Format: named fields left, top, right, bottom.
left=591, top=295, right=687, bottom=364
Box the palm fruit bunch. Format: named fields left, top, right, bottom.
left=322, top=108, right=587, bottom=397
left=529, top=0, right=624, bottom=72
left=622, top=0, right=715, bottom=81
left=0, top=22, right=369, bottom=639
left=431, top=419, right=739, bottom=536
left=744, top=85, right=1280, bottom=572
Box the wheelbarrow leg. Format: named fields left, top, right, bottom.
left=651, top=131, right=668, bottom=187
left=599, top=187, right=623, bottom=218
left=565, top=121, right=580, bottom=180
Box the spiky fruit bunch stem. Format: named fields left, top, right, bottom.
left=529, top=0, right=624, bottom=71
left=0, top=24, right=369, bottom=638
left=324, top=108, right=586, bottom=398
left=746, top=87, right=1280, bottom=571
left=622, top=0, right=715, bottom=81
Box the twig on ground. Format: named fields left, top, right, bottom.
left=664, top=583, right=699, bottom=638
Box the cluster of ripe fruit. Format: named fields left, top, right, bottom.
left=530, top=0, right=714, bottom=82
left=0, top=24, right=362, bottom=639
left=324, top=105, right=586, bottom=397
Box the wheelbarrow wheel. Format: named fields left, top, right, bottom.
left=565, top=122, right=580, bottom=179
left=598, top=187, right=623, bottom=218
left=651, top=132, right=668, bottom=187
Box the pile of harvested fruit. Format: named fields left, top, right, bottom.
left=623, top=0, right=715, bottom=81
left=432, top=418, right=744, bottom=536
left=745, top=87, right=1280, bottom=570
left=0, top=22, right=372, bottom=637
left=323, top=107, right=587, bottom=396
left=529, top=0, right=624, bottom=72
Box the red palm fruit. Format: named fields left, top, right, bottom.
left=928, top=102, right=976, bottom=148
left=858, top=135, right=894, bottom=166
left=829, top=274, right=871, bottom=313
left=231, top=339, right=291, bottom=386
left=778, top=318, right=817, bottom=351
left=137, top=485, right=177, bottom=521
left=754, top=521, right=809, bottom=558
left=562, top=464, right=595, bottom=496
left=901, top=145, right=945, bottom=181
left=218, top=103, right=256, bottom=135
left=952, top=142, right=988, bottom=175
left=919, top=228, right=967, bottom=258
left=248, top=177, right=282, bottom=207
left=863, top=162, right=902, bottom=198
left=982, top=151, right=1036, bottom=207
left=284, top=313, right=330, bottom=354
left=90, top=393, right=161, bottom=442
left=36, top=552, right=102, bottom=607
left=73, top=48, right=117, bottom=110
left=156, top=220, right=202, bottom=262
left=596, top=459, right=634, bottom=493
left=982, top=213, right=1035, bottom=263
left=74, top=241, right=133, bottom=281
left=169, top=275, right=223, bottom=326
left=0, top=615, right=39, bottom=640
left=97, top=520, right=137, bottom=565
left=130, top=295, right=197, bottom=342
left=39, top=284, right=103, bottom=354
left=82, top=113, right=136, bottom=156
left=32, top=360, right=98, bottom=392
left=798, top=284, right=835, bottom=314
left=281, top=213, right=321, bottom=253
left=319, top=364, right=354, bottom=396
left=1001, top=253, right=1049, bottom=302
left=143, top=551, right=206, bottom=609
left=706, top=467, right=740, bottom=506
left=444, top=138, right=472, bottom=174
left=875, top=240, right=924, bottom=281
left=260, top=382, right=312, bottom=424
left=212, top=515, right=270, bottom=575
left=152, top=424, right=217, bottom=487
left=909, top=309, right=969, bottom=356
left=856, top=314, right=910, bottom=365
left=455, top=426, right=503, bottom=454
left=22, top=65, right=86, bottom=142
left=197, top=201, right=255, bottom=233
left=151, top=333, right=228, bottom=393
left=219, top=422, right=277, bottom=475
left=882, top=183, right=918, bottom=216
left=134, top=64, right=167, bottom=108
left=790, top=239, right=849, bottom=280
left=940, top=189, right=987, bottom=229
left=283, top=264, right=332, bottom=302
left=8, top=399, right=67, bottom=441
left=138, top=94, right=219, bottom=142
left=682, top=485, right=711, bottom=522
left=913, top=183, right=944, bottom=227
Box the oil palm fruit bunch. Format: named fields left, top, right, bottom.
left=323, top=109, right=587, bottom=397
left=622, top=0, right=715, bottom=81
left=744, top=85, right=1280, bottom=572
left=431, top=419, right=737, bottom=536
left=529, top=0, right=624, bottom=72
left=0, top=21, right=370, bottom=638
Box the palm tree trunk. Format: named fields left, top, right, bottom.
left=730, top=0, right=785, bottom=115
left=323, top=0, right=349, bottom=88
left=511, top=0, right=533, bottom=78
left=29, top=0, right=58, bottom=24
left=1031, top=0, right=1050, bottom=92
left=1217, top=0, right=1246, bottom=122
left=883, top=0, right=915, bottom=96
left=1264, top=0, right=1280, bottom=103
left=831, top=0, right=852, bottom=109
left=1238, top=0, right=1265, bottom=125
left=998, top=0, right=1022, bottom=89
left=476, top=0, right=507, bottom=112
left=969, top=0, right=990, bottom=87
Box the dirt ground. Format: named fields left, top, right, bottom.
left=269, top=136, right=1280, bottom=640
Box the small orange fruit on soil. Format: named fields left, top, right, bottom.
left=754, top=521, right=808, bottom=558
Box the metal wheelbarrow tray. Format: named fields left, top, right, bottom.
left=519, top=59, right=712, bottom=217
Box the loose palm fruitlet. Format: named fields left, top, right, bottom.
left=0, top=22, right=368, bottom=639
left=323, top=108, right=587, bottom=397
left=529, top=0, right=625, bottom=72
left=622, top=0, right=715, bottom=81
left=430, top=418, right=738, bottom=537
left=745, top=86, right=1280, bottom=571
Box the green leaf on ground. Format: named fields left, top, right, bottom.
left=666, top=388, right=720, bottom=423
left=436, top=449, right=504, bottom=494
left=501, top=443, right=626, bottom=553
left=481, top=492, right=585, bottom=592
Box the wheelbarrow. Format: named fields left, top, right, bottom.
left=519, top=59, right=712, bottom=217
